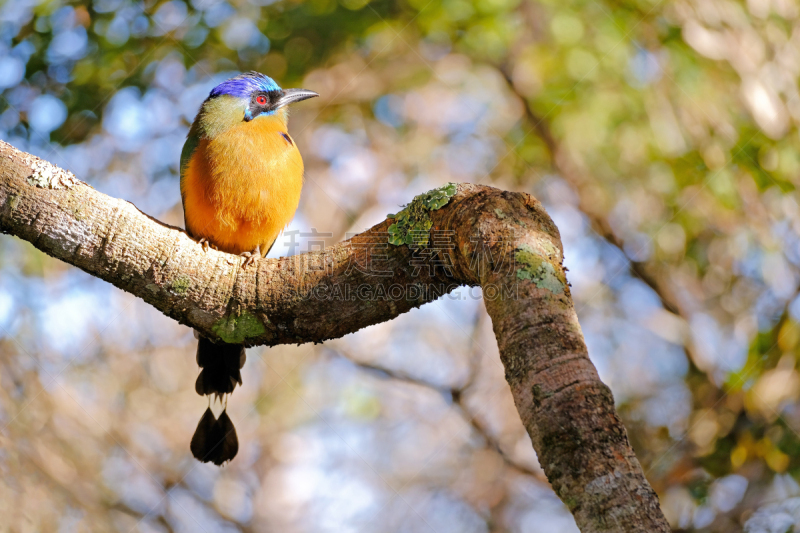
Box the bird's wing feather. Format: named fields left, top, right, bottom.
left=180, top=132, right=200, bottom=179
left=179, top=127, right=202, bottom=234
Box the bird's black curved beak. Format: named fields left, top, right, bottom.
left=275, top=89, right=319, bottom=110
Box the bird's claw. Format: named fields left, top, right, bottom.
left=239, top=245, right=261, bottom=269
left=240, top=253, right=257, bottom=268
left=196, top=238, right=218, bottom=252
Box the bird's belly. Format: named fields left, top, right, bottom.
left=188, top=206, right=289, bottom=256
left=183, top=131, right=304, bottom=256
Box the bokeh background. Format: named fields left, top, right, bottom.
left=2, top=0, right=800, bottom=531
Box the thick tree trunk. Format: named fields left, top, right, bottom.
left=0, top=140, right=670, bottom=532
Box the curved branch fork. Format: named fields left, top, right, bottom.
left=0, top=140, right=669, bottom=532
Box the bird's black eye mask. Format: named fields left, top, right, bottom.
left=244, top=90, right=283, bottom=121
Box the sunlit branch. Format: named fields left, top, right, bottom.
left=0, top=140, right=669, bottom=533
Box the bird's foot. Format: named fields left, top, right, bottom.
left=239, top=245, right=261, bottom=268
left=196, top=238, right=219, bottom=253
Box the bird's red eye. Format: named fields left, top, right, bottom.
left=256, top=95, right=268, bottom=106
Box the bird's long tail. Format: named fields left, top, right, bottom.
left=190, top=335, right=245, bottom=465
left=195, top=336, right=245, bottom=398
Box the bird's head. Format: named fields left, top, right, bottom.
left=196, top=72, right=318, bottom=135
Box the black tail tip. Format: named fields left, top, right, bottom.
left=190, top=407, right=239, bottom=465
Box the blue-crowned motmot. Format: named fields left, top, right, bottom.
left=180, top=72, right=318, bottom=465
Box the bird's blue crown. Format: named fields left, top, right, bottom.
left=209, top=72, right=281, bottom=99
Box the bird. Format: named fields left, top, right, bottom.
left=180, top=71, right=318, bottom=465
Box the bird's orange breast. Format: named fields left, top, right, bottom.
left=182, top=116, right=304, bottom=256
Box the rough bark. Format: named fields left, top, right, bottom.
left=0, top=140, right=670, bottom=532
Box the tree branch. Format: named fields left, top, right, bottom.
left=0, top=140, right=669, bottom=532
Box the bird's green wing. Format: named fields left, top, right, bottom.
left=180, top=128, right=201, bottom=183
left=179, top=127, right=201, bottom=234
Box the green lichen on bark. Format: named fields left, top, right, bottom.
left=387, top=182, right=457, bottom=248
left=212, top=311, right=266, bottom=344
left=515, top=244, right=565, bottom=294
left=539, top=239, right=559, bottom=259
left=170, top=275, right=192, bottom=295
left=7, top=194, right=19, bottom=211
